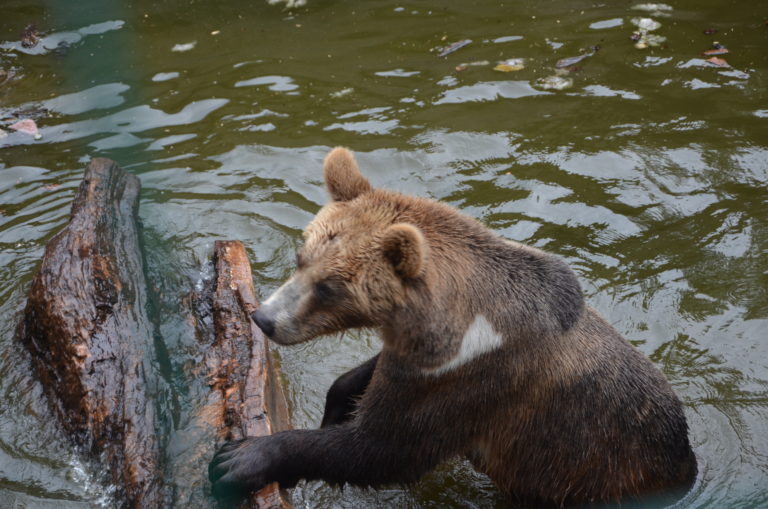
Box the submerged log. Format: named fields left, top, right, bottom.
left=169, top=240, right=292, bottom=508
left=19, top=158, right=164, bottom=508
left=206, top=240, right=292, bottom=508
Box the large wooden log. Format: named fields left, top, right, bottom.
left=168, top=240, right=293, bottom=508
left=19, top=158, right=164, bottom=508
left=207, top=240, right=292, bottom=509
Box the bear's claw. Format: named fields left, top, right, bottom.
left=209, top=436, right=278, bottom=502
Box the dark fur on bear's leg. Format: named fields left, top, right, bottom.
left=209, top=352, right=475, bottom=504
left=210, top=354, right=460, bottom=505
left=321, top=354, right=379, bottom=427
left=209, top=436, right=286, bottom=506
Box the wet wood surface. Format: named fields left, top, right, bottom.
left=206, top=240, right=292, bottom=509
left=19, top=158, right=291, bottom=508
left=19, top=158, right=164, bottom=508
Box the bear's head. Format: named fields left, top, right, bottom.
left=252, top=147, right=429, bottom=345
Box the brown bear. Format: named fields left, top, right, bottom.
left=209, top=147, right=697, bottom=506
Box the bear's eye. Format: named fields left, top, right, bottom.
left=314, top=280, right=338, bottom=302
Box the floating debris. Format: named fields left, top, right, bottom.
left=631, top=17, right=662, bottom=31
left=9, top=107, right=52, bottom=120
left=0, top=128, right=7, bottom=139
left=455, top=60, right=490, bottom=71
left=330, top=87, right=354, bottom=98
left=555, top=46, right=600, bottom=69
left=171, top=41, right=196, bottom=52
left=44, top=183, right=62, bottom=191
left=703, top=28, right=718, bottom=35
left=9, top=119, right=42, bottom=139
left=633, top=33, right=666, bottom=49
left=438, top=39, right=471, bottom=57
left=630, top=17, right=666, bottom=49
left=706, top=56, right=730, bottom=68
left=545, top=38, right=564, bottom=50
left=703, top=42, right=728, bottom=55
left=21, top=24, right=40, bottom=48
left=556, top=55, right=587, bottom=68
left=536, top=74, right=573, bottom=90
left=494, top=58, right=525, bottom=72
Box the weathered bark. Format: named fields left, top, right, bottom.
left=19, top=158, right=164, bottom=508
left=206, top=240, right=292, bottom=509
left=170, top=241, right=292, bottom=508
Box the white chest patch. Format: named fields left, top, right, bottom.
left=427, top=314, right=504, bottom=375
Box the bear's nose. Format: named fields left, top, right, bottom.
left=251, top=308, right=276, bottom=338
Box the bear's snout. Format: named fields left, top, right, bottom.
left=252, top=308, right=276, bottom=338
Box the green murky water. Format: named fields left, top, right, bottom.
left=1, top=1, right=767, bottom=507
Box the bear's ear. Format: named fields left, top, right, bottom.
left=323, top=147, right=372, bottom=202
left=380, top=223, right=428, bottom=279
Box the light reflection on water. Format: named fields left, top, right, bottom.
left=1, top=0, right=766, bottom=507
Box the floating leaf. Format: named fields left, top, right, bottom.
left=706, top=56, right=730, bottom=67
left=438, top=39, right=471, bottom=57
left=494, top=58, right=525, bottom=72
left=10, top=118, right=41, bottom=138
left=556, top=55, right=588, bottom=68
left=21, top=24, right=40, bottom=48
left=455, top=60, right=489, bottom=71
left=556, top=46, right=599, bottom=68
left=493, top=64, right=523, bottom=72
left=633, top=32, right=666, bottom=49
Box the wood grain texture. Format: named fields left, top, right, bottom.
left=207, top=240, right=292, bottom=509
left=19, top=158, right=164, bottom=508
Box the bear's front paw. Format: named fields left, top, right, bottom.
left=208, top=436, right=280, bottom=503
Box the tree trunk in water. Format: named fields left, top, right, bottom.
left=206, top=240, right=292, bottom=509
left=166, top=241, right=293, bottom=508
left=19, top=158, right=165, bottom=508
left=19, top=158, right=291, bottom=508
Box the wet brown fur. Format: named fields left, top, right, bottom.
left=210, top=147, right=697, bottom=506
left=305, top=148, right=695, bottom=503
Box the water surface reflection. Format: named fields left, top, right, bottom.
left=1, top=0, right=766, bottom=507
